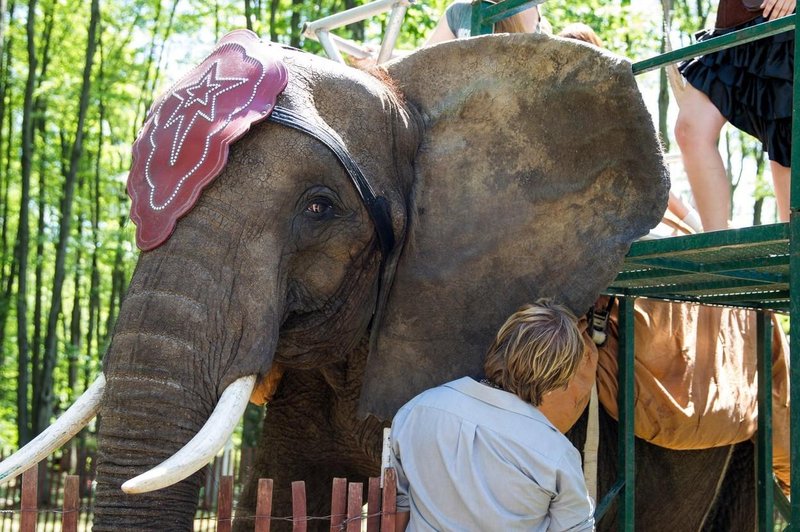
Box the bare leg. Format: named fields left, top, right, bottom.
left=674, top=85, right=729, bottom=231
left=769, top=160, right=790, bottom=222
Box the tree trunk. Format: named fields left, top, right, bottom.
left=147, top=0, right=179, bottom=111
left=343, top=0, right=364, bottom=41
left=658, top=0, right=672, bottom=152
left=0, top=0, right=14, bottom=280
left=269, top=0, right=278, bottom=42
left=35, top=0, right=54, bottom=81
left=31, top=2, right=55, bottom=434
left=104, top=215, right=127, bottom=344
left=16, top=0, right=39, bottom=446
left=86, top=45, right=104, bottom=384
left=0, top=0, right=17, bottom=368
left=31, top=121, right=46, bottom=395
left=752, top=146, right=766, bottom=224
left=29, top=0, right=54, bottom=400
left=131, top=0, right=163, bottom=138
left=289, top=0, right=301, bottom=47
left=0, top=0, right=7, bottom=47
left=34, top=0, right=100, bottom=435
left=68, top=243, right=82, bottom=399
left=724, top=130, right=736, bottom=220
left=214, top=0, right=220, bottom=41
left=245, top=0, right=253, bottom=30
left=752, top=197, right=763, bottom=225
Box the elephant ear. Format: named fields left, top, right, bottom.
left=361, top=34, right=669, bottom=419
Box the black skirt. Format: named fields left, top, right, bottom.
left=678, top=16, right=794, bottom=167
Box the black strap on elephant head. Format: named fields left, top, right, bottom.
left=269, top=106, right=396, bottom=258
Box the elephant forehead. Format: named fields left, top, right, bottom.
left=205, top=128, right=363, bottom=213
left=128, top=30, right=289, bottom=252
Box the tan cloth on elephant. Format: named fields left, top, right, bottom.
left=539, top=318, right=598, bottom=434
left=595, top=297, right=791, bottom=493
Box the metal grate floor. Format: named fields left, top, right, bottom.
left=606, top=223, right=790, bottom=311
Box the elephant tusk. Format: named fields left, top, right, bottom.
left=121, top=374, right=256, bottom=494
left=0, top=374, right=105, bottom=484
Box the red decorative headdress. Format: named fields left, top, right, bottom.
left=128, top=30, right=288, bottom=250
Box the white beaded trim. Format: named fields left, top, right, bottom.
left=143, top=44, right=269, bottom=212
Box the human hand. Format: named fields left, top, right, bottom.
left=761, top=0, right=795, bottom=20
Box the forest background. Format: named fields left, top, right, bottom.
left=0, top=0, right=781, bottom=450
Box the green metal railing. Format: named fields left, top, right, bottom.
left=633, top=15, right=795, bottom=74
left=468, top=2, right=797, bottom=530
left=469, top=0, right=540, bottom=35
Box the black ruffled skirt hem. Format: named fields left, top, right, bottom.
left=678, top=16, right=794, bottom=166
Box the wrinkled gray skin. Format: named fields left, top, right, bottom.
left=90, top=34, right=747, bottom=532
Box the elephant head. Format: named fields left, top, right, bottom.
left=0, top=30, right=667, bottom=529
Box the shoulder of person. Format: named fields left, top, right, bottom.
left=394, top=380, right=458, bottom=415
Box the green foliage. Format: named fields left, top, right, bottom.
left=241, top=403, right=266, bottom=448
left=545, top=0, right=662, bottom=59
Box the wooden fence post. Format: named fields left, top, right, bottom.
left=217, top=475, right=233, bottom=532
left=292, top=480, right=307, bottom=532
left=381, top=468, right=397, bottom=532
left=367, top=477, right=381, bottom=532
left=329, top=477, right=347, bottom=531
left=346, top=482, right=363, bottom=532
left=10, top=461, right=402, bottom=531
left=62, top=475, right=79, bottom=532
left=255, top=478, right=273, bottom=532
left=21, top=466, right=38, bottom=532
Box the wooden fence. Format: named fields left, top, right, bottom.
left=1, top=452, right=398, bottom=531
left=0, top=446, right=254, bottom=531
left=0, top=448, right=97, bottom=532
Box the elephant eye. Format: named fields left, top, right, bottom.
left=304, top=197, right=335, bottom=220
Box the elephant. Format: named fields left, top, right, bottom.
left=0, top=29, right=697, bottom=530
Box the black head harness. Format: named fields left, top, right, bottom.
left=269, top=106, right=395, bottom=257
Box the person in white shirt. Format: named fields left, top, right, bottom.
left=390, top=299, right=595, bottom=531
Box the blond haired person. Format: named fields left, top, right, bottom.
left=390, top=300, right=595, bottom=531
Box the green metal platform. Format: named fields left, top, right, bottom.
left=607, top=224, right=790, bottom=311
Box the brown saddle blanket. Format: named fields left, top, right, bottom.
left=539, top=297, right=791, bottom=492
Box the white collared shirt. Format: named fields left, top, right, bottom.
left=390, top=377, right=595, bottom=531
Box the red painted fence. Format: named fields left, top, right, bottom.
left=1, top=458, right=398, bottom=531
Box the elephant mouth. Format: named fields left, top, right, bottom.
left=0, top=374, right=258, bottom=494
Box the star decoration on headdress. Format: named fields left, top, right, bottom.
left=128, top=29, right=288, bottom=251
left=163, top=61, right=248, bottom=166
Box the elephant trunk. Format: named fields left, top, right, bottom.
left=92, top=246, right=280, bottom=530
left=93, top=371, right=212, bottom=531
left=121, top=374, right=255, bottom=494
